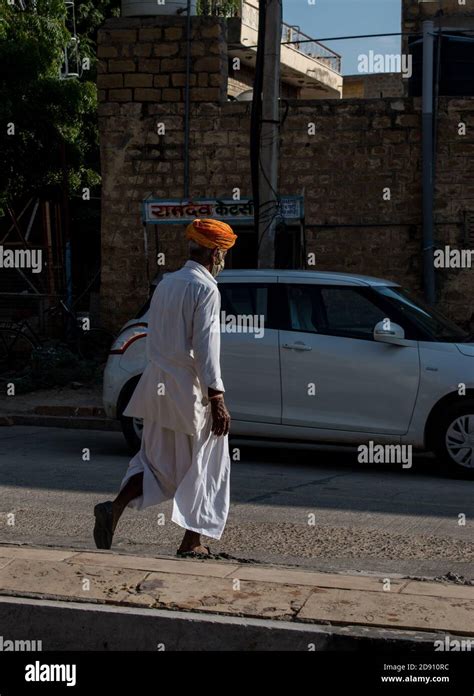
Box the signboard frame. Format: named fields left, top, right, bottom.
left=142, top=196, right=304, bottom=225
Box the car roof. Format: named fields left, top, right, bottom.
left=219, top=269, right=399, bottom=287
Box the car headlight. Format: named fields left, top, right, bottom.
left=110, top=323, right=148, bottom=355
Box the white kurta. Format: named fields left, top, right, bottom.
left=120, top=260, right=230, bottom=539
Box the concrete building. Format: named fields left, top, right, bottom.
left=227, top=0, right=342, bottom=100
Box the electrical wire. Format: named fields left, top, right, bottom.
left=239, top=31, right=421, bottom=53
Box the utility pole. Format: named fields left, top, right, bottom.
left=422, top=19, right=436, bottom=304
left=258, top=0, right=282, bottom=268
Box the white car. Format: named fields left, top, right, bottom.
left=103, top=270, right=474, bottom=477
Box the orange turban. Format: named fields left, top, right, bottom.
left=186, top=218, right=237, bottom=251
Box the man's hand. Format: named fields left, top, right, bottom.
left=210, top=396, right=231, bottom=436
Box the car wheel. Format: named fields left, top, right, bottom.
left=118, top=377, right=143, bottom=455
left=432, top=399, right=474, bottom=479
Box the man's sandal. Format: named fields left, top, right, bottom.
left=93, top=501, right=114, bottom=550
left=176, top=545, right=211, bottom=559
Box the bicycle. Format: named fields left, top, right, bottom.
left=0, top=300, right=115, bottom=379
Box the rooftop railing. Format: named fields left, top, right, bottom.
left=239, top=1, right=342, bottom=74
left=282, top=23, right=342, bottom=74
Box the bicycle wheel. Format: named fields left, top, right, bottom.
left=77, top=328, right=114, bottom=364
left=0, top=328, right=36, bottom=377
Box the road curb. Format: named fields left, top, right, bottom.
left=1, top=413, right=120, bottom=431
left=0, top=596, right=444, bottom=652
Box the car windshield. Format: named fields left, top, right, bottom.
left=374, top=286, right=469, bottom=343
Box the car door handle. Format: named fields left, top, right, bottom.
left=282, top=342, right=312, bottom=351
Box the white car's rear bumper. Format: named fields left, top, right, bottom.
left=103, top=356, right=130, bottom=419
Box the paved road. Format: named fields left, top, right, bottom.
left=0, top=426, right=473, bottom=579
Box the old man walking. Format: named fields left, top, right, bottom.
left=93, top=218, right=237, bottom=555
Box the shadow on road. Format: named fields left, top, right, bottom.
left=0, top=426, right=472, bottom=520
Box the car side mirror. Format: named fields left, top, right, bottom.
left=373, top=321, right=407, bottom=346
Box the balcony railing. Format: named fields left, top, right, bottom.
left=239, top=0, right=341, bottom=74
left=282, top=24, right=341, bottom=74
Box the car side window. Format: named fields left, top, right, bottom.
left=319, top=287, right=388, bottom=340
left=219, top=284, right=278, bottom=331
left=286, top=285, right=320, bottom=333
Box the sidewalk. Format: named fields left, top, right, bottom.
left=0, top=385, right=119, bottom=431
left=0, top=544, right=473, bottom=650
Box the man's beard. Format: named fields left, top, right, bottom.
left=211, top=251, right=225, bottom=277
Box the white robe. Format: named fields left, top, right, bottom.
left=120, top=261, right=230, bottom=540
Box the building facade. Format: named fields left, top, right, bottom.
left=97, top=11, right=474, bottom=332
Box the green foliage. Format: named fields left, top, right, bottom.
left=0, top=0, right=119, bottom=215
left=75, top=0, right=121, bottom=72
left=197, top=0, right=240, bottom=17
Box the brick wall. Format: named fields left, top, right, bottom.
left=98, top=17, right=474, bottom=332
left=343, top=74, right=404, bottom=99
left=97, top=16, right=227, bottom=105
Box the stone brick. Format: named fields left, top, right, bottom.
left=154, top=162, right=172, bottom=173
left=371, top=116, right=391, bottom=128
left=98, top=90, right=107, bottom=102
left=202, top=131, right=228, bottom=146
left=132, top=43, right=153, bottom=57
left=197, top=73, right=209, bottom=87
left=109, top=59, right=136, bottom=73
left=190, top=87, right=221, bottom=102
left=154, top=75, right=170, bottom=87
left=153, top=43, right=179, bottom=57
left=139, top=28, right=162, bottom=42
left=164, top=27, right=183, bottom=41
left=171, top=73, right=196, bottom=87
left=384, top=131, right=406, bottom=143
left=98, top=103, right=120, bottom=117
left=97, top=74, right=123, bottom=89
left=164, top=132, right=185, bottom=145
left=98, top=45, right=118, bottom=58
left=201, top=24, right=222, bottom=39
left=193, top=57, right=222, bottom=73
left=162, top=88, right=182, bottom=102
left=396, top=114, right=420, bottom=128
left=99, top=29, right=137, bottom=44
left=161, top=58, right=186, bottom=72
left=209, top=42, right=226, bottom=55
left=124, top=74, right=153, bottom=88
left=138, top=58, right=161, bottom=73
left=109, top=89, right=133, bottom=102
left=120, top=103, right=144, bottom=117
left=189, top=43, right=206, bottom=57
left=134, top=88, right=162, bottom=102
left=209, top=73, right=223, bottom=87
